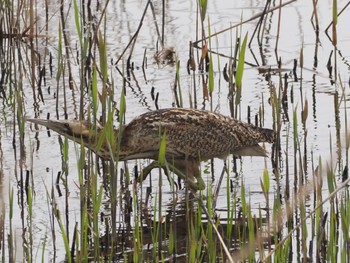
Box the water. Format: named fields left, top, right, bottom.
left=1, top=0, right=350, bottom=261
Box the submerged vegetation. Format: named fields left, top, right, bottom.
left=0, top=0, right=350, bottom=262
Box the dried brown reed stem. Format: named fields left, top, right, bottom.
left=263, top=168, right=350, bottom=262
left=161, top=0, right=165, bottom=47
left=149, top=1, right=162, bottom=48
left=192, top=0, right=297, bottom=48
left=248, top=0, right=271, bottom=48
left=231, top=132, right=350, bottom=262
left=311, top=0, right=319, bottom=32
left=59, top=0, right=73, bottom=92
left=114, top=0, right=151, bottom=66
left=274, top=0, right=282, bottom=53
left=229, top=160, right=350, bottom=262
left=194, top=192, right=234, bottom=263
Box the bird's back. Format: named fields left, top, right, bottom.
left=120, top=108, right=274, bottom=161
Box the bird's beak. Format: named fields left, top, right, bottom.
left=27, top=119, right=72, bottom=137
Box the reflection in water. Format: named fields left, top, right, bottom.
left=97, top=190, right=273, bottom=262
left=0, top=0, right=349, bottom=262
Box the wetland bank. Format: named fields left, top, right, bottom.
left=1, top=0, right=350, bottom=262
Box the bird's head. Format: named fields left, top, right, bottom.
left=28, top=118, right=94, bottom=138
left=28, top=118, right=104, bottom=149
left=27, top=118, right=121, bottom=160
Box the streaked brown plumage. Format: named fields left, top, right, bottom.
left=28, top=108, right=275, bottom=190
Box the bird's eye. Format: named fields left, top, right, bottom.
left=64, top=123, right=70, bottom=129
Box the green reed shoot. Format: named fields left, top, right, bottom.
left=41, top=230, right=47, bottom=263
left=8, top=186, right=14, bottom=262
left=240, top=179, right=247, bottom=215
left=327, top=203, right=336, bottom=262
left=293, top=108, right=298, bottom=182
left=247, top=208, right=255, bottom=262
left=194, top=203, right=204, bottom=262
left=73, top=0, right=82, bottom=45
left=199, top=0, right=207, bottom=22
left=99, top=31, right=108, bottom=85
left=316, top=159, right=326, bottom=257
left=157, top=133, right=167, bottom=259
left=206, top=185, right=216, bottom=263
left=189, top=218, right=197, bottom=262
left=152, top=192, right=160, bottom=259
left=235, top=33, right=248, bottom=106
left=175, top=57, right=183, bottom=107
left=78, top=201, right=88, bottom=261
left=27, top=185, right=33, bottom=262
left=132, top=187, right=142, bottom=263
left=207, top=18, right=214, bottom=100
left=299, top=192, right=308, bottom=260
left=168, top=221, right=175, bottom=255
left=62, top=137, right=69, bottom=163
left=261, top=168, right=270, bottom=198
left=327, top=161, right=336, bottom=195
left=56, top=210, right=71, bottom=263
left=91, top=65, right=99, bottom=121
left=16, top=92, right=25, bottom=143
left=226, top=195, right=236, bottom=244
left=91, top=169, right=103, bottom=261
left=226, top=162, right=235, bottom=241
left=332, top=0, right=337, bottom=47
left=340, top=198, right=349, bottom=243
left=158, top=132, right=167, bottom=166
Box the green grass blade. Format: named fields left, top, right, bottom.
left=235, top=32, right=248, bottom=105
left=92, top=65, right=98, bottom=119
left=199, top=0, right=207, bottom=21
left=73, top=0, right=82, bottom=44
left=158, top=132, right=167, bottom=165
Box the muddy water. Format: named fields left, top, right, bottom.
left=1, top=0, right=350, bottom=261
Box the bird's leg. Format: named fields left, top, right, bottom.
left=136, top=161, right=178, bottom=189
left=136, top=160, right=205, bottom=191
left=137, top=161, right=159, bottom=182
left=166, top=162, right=205, bottom=190
left=167, top=159, right=205, bottom=191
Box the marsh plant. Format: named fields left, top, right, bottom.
left=0, top=0, right=350, bottom=262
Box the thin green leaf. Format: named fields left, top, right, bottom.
left=98, top=31, right=108, bottom=84
left=158, top=131, right=167, bottom=165
left=235, top=32, right=248, bottom=105
left=208, top=18, right=214, bottom=95
left=332, top=0, right=338, bottom=25
left=263, top=168, right=270, bottom=194
left=92, top=65, right=98, bottom=118
left=200, top=0, right=207, bottom=21
left=119, top=88, right=126, bottom=123
left=73, top=0, right=82, bottom=44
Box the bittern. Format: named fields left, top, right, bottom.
left=28, top=108, right=275, bottom=190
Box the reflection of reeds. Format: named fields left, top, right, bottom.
left=1, top=0, right=350, bottom=262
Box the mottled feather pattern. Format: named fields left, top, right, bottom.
left=28, top=108, right=275, bottom=190
left=122, top=108, right=275, bottom=160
